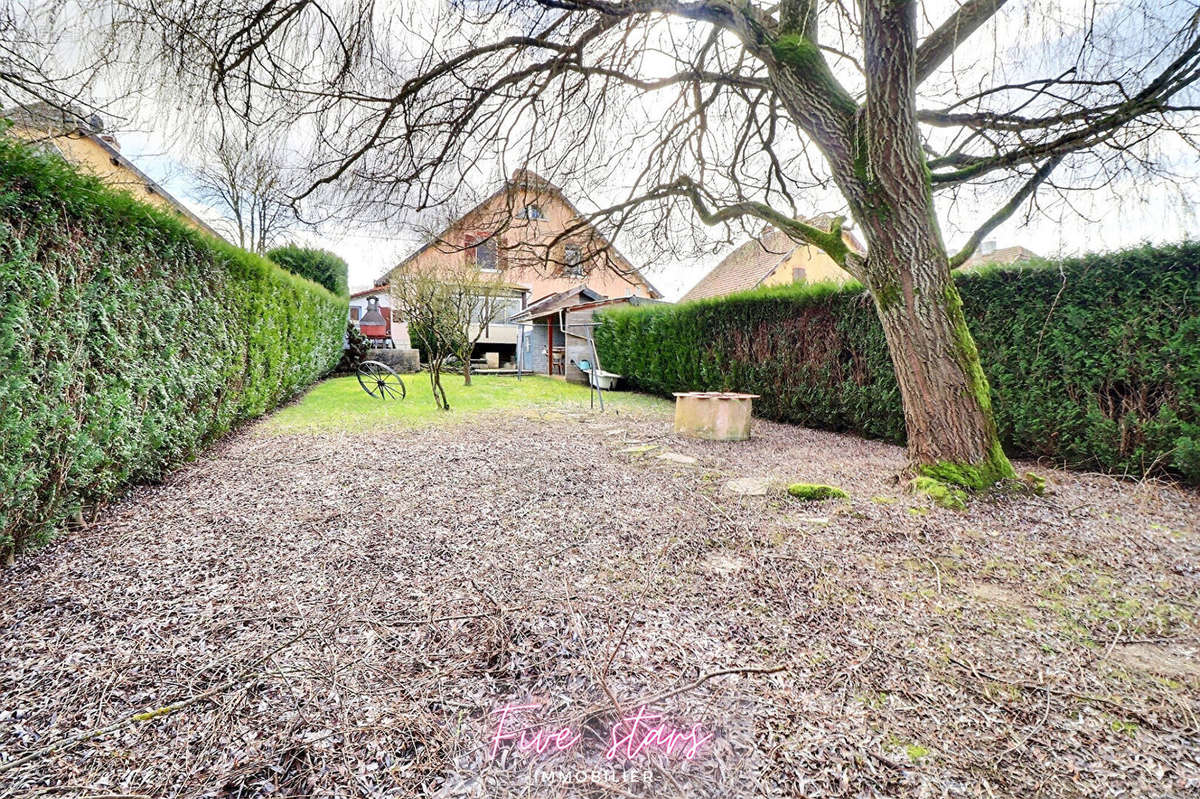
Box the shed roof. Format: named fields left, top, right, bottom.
left=349, top=285, right=389, bottom=299
left=511, top=285, right=605, bottom=322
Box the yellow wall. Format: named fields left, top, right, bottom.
left=393, top=181, right=656, bottom=301
left=761, top=237, right=855, bottom=288
left=10, top=126, right=209, bottom=232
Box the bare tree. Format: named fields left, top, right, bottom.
left=102, top=0, right=1200, bottom=488
left=390, top=267, right=459, bottom=411
left=190, top=129, right=294, bottom=253
left=446, top=261, right=517, bottom=387
left=390, top=259, right=515, bottom=407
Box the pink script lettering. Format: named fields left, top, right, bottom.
left=488, top=702, right=711, bottom=762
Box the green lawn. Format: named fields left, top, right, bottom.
left=264, top=374, right=671, bottom=432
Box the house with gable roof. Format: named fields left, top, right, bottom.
left=679, top=216, right=860, bottom=303
left=373, top=169, right=662, bottom=368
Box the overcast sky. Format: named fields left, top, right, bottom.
left=99, top=0, right=1199, bottom=301
left=116, top=123, right=1196, bottom=301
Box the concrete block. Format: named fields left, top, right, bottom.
left=367, top=348, right=421, bottom=373
left=673, top=392, right=760, bottom=441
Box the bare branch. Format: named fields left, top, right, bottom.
left=915, top=0, right=1009, bottom=85
left=948, top=154, right=1063, bottom=269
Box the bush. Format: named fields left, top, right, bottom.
left=596, top=244, right=1200, bottom=484
left=267, top=244, right=350, bottom=296
left=337, top=322, right=370, bottom=374
left=0, top=137, right=344, bottom=561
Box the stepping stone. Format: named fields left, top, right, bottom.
left=724, top=477, right=773, bottom=496
left=619, top=444, right=659, bottom=456
left=656, top=452, right=697, bottom=465
left=603, top=428, right=626, bottom=436
left=704, top=552, right=746, bottom=575
left=777, top=515, right=831, bottom=530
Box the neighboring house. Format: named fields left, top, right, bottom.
left=510, top=285, right=664, bottom=381
left=374, top=169, right=662, bottom=365
left=2, top=102, right=225, bottom=240
left=680, top=216, right=860, bottom=303
left=959, top=241, right=1039, bottom=270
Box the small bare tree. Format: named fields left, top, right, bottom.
left=445, top=259, right=515, bottom=387
left=391, top=259, right=515, bottom=409
left=190, top=130, right=294, bottom=254
left=390, top=268, right=459, bottom=411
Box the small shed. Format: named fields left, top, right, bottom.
left=510, top=286, right=666, bottom=382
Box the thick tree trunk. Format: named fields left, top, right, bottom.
left=463, top=358, right=471, bottom=386
left=865, top=235, right=1015, bottom=487
left=844, top=125, right=1015, bottom=486
left=771, top=0, right=1018, bottom=489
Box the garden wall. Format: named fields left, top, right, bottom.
left=596, top=244, right=1200, bottom=484
left=0, top=138, right=345, bottom=560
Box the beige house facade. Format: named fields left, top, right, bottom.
left=680, top=218, right=859, bottom=303
left=376, top=170, right=661, bottom=302
left=375, top=169, right=661, bottom=364
left=3, top=102, right=224, bottom=240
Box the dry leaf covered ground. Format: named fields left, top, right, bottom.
left=1, top=377, right=1198, bottom=798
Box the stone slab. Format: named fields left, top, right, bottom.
left=724, top=477, right=773, bottom=496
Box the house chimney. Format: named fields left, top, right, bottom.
left=981, top=239, right=997, bottom=255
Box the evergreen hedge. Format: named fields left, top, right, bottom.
left=0, top=137, right=344, bottom=560
left=596, top=244, right=1200, bottom=484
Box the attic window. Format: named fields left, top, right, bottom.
left=792, top=266, right=806, bottom=283
left=518, top=204, right=544, bottom=220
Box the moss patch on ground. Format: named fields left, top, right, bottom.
left=910, top=476, right=968, bottom=510
left=787, top=483, right=850, bottom=501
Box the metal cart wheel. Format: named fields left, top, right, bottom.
left=356, top=360, right=406, bottom=400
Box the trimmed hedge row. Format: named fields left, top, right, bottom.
left=597, top=244, right=1200, bottom=484
left=0, top=137, right=345, bottom=560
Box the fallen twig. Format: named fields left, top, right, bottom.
left=0, top=618, right=323, bottom=775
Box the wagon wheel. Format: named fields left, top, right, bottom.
left=356, top=360, right=406, bottom=400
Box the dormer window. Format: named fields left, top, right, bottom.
left=518, top=204, right=544, bottom=220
